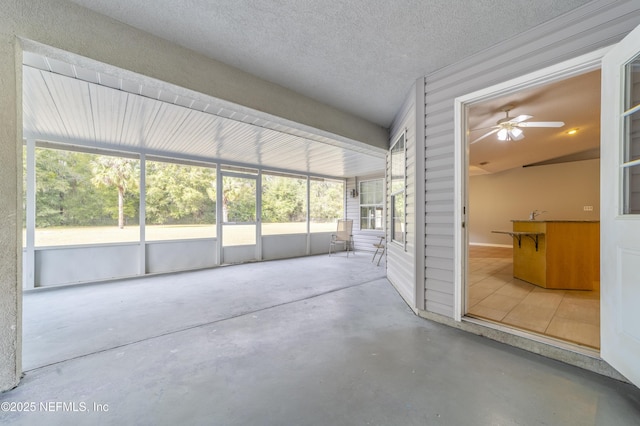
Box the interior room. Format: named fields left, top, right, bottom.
left=466, top=70, right=601, bottom=351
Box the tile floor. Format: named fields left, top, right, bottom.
left=467, top=245, right=600, bottom=349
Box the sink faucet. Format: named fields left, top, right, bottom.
left=529, top=210, right=547, bottom=220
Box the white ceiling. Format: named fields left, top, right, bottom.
left=22, top=54, right=386, bottom=178
left=67, top=0, right=593, bottom=128
left=468, top=70, right=601, bottom=175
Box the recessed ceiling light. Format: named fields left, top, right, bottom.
left=567, top=128, right=579, bottom=135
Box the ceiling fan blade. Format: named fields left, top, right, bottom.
left=510, top=114, right=533, bottom=123
left=470, top=125, right=497, bottom=132
left=518, top=121, right=565, bottom=128
left=470, top=128, right=499, bottom=144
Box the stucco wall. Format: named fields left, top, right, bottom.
left=0, top=34, right=22, bottom=392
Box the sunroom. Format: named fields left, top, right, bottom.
left=21, top=50, right=387, bottom=289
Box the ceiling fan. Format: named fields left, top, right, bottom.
left=470, top=105, right=565, bottom=144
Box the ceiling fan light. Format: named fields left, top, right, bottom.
left=497, top=128, right=508, bottom=141
left=510, top=127, right=523, bottom=139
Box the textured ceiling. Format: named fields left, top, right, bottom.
left=67, top=0, right=593, bottom=127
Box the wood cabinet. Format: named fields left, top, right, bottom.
left=510, top=220, right=599, bottom=290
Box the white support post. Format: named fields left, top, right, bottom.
left=306, top=177, right=311, bottom=255
left=139, top=154, right=146, bottom=275
left=256, top=170, right=262, bottom=261
left=216, top=164, right=223, bottom=265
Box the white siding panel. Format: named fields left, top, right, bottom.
left=387, top=82, right=417, bottom=307
left=420, top=0, right=640, bottom=319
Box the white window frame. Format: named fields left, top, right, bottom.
left=359, top=179, right=384, bottom=231
left=390, top=132, right=406, bottom=247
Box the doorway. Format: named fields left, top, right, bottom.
left=220, top=169, right=260, bottom=264
left=455, top=51, right=605, bottom=353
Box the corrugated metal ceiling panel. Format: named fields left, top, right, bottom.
left=22, top=56, right=385, bottom=178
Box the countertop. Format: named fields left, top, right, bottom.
left=511, top=220, right=600, bottom=223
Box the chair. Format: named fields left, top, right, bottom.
left=372, top=236, right=385, bottom=266
left=329, top=219, right=354, bottom=257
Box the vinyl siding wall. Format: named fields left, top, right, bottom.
left=387, top=82, right=417, bottom=307
left=419, top=0, right=640, bottom=318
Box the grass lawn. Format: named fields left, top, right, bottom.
left=28, top=222, right=337, bottom=247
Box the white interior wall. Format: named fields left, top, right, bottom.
left=469, top=159, right=600, bottom=246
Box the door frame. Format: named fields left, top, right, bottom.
left=453, top=47, right=610, bottom=322
left=218, top=170, right=261, bottom=264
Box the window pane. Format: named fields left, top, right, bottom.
left=360, top=206, right=372, bottom=230
left=359, top=179, right=384, bottom=231
left=310, top=179, right=344, bottom=232
left=625, top=54, right=640, bottom=111
left=623, top=54, right=640, bottom=210
left=623, top=163, right=640, bottom=214
left=374, top=206, right=383, bottom=230
left=391, top=134, right=405, bottom=194
left=146, top=161, right=216, bottom=241
left=624, top=110, right=640, bottom=163
left=262, top=174, right=307, bottom=235
left=374, top=179, right=384, bottom=204
left=34, top=148, right=140, bottom=246
left=391, top=192, right=405, bottom=244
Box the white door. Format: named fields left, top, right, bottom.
left=601, top=24, right=640, bottom=388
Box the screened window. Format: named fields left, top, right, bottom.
left=622, top=53, right=640, bottom=214
left=359, top=179, right=383, bottom=230
left=33, top=147, right=140, bottom=246
left=310, top=179, right=344, bottom=232
left=145, top=160, right=216, bottom=241
left=390, top=133, right=406, bottom=244
left=262, top=173, right=307, bottom=235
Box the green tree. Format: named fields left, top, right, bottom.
left=34, top=149, right=111, bottom=228
left=146, top=162, right=216, bottom=225
left=310, top=181, right=344, bottom=222
left=91, top=156, right=139, bottom=229
left=262, top=175, right=306, bottom=223
left=222, top=176, right=255, bottom=223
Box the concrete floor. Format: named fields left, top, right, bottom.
left=2, top=254, right=640, bottom=425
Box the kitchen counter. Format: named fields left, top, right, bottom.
left=496, top=220, right=599, bottom=290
